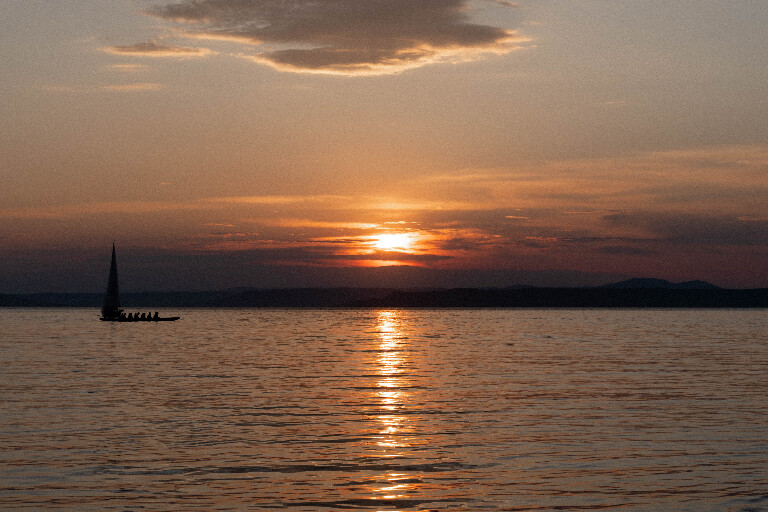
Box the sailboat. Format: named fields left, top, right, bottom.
left=100, top=244, right=180, bottom=322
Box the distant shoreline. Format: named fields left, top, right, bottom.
left=2, top=286, right=767, bottom=309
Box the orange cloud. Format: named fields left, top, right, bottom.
left=102, top=83, right=164, bottom=92
left=110, top=63, right=147, bottom=72
left=252, top=218, right=380, bottom=230
left=207, top=195, right=350, bottom=206
left=105, top=40, right=214, bottom=58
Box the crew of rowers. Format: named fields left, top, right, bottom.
left=119, top=311, right=160, bottom=321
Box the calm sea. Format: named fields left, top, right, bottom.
left=1, top=308, right=766, bottom=511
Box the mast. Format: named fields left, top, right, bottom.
left=101, top=243, right=121, bottom=317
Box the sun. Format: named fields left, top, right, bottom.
left=373, top=233, right=414, bottom=251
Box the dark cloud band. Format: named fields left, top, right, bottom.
left=143, top=0, right=524, bottom=73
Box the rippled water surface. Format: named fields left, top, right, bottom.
left=1, top=308, right=766, bottom=511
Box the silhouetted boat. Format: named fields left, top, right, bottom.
left=100, top=244, right=179, bottom=322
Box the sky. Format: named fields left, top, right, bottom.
left=1, top=0, right=767, bottom=292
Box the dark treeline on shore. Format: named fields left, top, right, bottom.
left=2, top=279, right=767, bottom=308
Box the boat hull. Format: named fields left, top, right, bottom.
left=100, top=317, right=180, bottom=322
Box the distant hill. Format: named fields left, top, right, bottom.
left=356, top=287, right=767, bottom=308
left=601, top=278, right=720, bottom=290
left=1, top=280, right=766, bottom=308
left=0, top=288, right=394, bottom=309
left=0, top=293, right=41, bottom=307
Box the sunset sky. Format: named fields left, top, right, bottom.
left=1, top=0, right=767, bottom=292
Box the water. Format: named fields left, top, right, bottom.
left=1, top=308, right=766, bottom=511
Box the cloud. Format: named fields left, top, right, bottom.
left=252, top=218, right=380, bottom=229
left=596, top=246, right=654, bottom=256
left=141, top=0, right=526, bottom=74
left=207, top=194, right=350, bottom=205
left=110, top=63, right=147, bottom=72
left=182, top=240, right=451, bottom=265
left=399, top=145, right=768, bottom=212
left=0, top=200, right=211, bottom=220
left=41, top=82, right=162, bottom=93
left=603, top=213, right=768, bottom=246
left=491, top=0, right=519, bottom=7
left=105, top=40, right=214, bottom=57
left=102, top=83, right=165, bottom=92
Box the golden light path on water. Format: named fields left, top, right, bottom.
left=374, top=311, right=416, bottom=508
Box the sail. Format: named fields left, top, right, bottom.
left=101, top=243, right=120, bottom=316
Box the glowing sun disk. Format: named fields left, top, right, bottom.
left=374, top=233, right=414, bottom=251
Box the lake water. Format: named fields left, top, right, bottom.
left=1, top=308, right=766, bottom=511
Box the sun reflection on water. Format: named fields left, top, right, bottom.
left=375, top=311, right=410, bottom=447
left=370, top=311, right=419, bottom=506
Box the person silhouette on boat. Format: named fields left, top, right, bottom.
left=140, top=313, right=146, bottom=320
left=153, top=312, right=159, bottom=320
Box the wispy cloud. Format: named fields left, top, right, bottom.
left=110, top=63, right=147, bottom=72
left=104, top=40, right=214, bottom=58
left=400, top=145, right=768, bottom=212
left=101, top=83, right=165, bottom=92
left=40, top=82, right=163, bottom=93
left=207, top=195, right=349, bottom=205
left=251, top=218, right=380, bottom=230
left=491, top=0, right=519, bottom=7
left=135, top=0, right=527, bottom=75
left=40, top=84, right=88, bottom=93
left=0, top=200, right=210, bottom=220
left=603, top=213, right=768, bottom=246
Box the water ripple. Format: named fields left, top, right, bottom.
left=1, top=308, right=766, bottom=511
